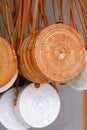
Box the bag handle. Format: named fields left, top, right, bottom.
left=14, top=0, right=22, bottom=42
left=4, top=0, right=15, bottom=49
left=37, top=0, right=49, bottom=28
left=66, top=0, right=71, bottom=26
left=74, top=0, right=87, bottom=38
left=29, top=0, right=50, bottom=49
left=14, top=0, right=31, bottom=105
left=78, top=0, right=87, bottom=30
left=52, top=0, right=58, bottom=23
left=34, top=83, right=58, bottom=93
left=0, top=6, right=7, bottom=37
left=50, top=83, right=59, bottom=93
left=52, top=0, right=64, bottom=23
left=41, top=0, right=50, bottom=26
left=32, top=0, right=39, bottom=41
left=27, top=0, right=33, bottom=33
left=14, top=76, right=19, bottom=106
left=20, top=0, right=31, bottom=45
left=56, top=0, right=64, bottom=23
left=67, top=0, right=79, bottom=32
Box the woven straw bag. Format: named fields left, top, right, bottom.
left=31, top=23, right=85, bottom=83
left=0, top=1, right=18, bottom=89
left=19, top=33, right=46, bottom=83
left=0, top=37, right=17, bottom=87
left=27, top=0, right=85, bottom=83
left=19, top=0, right=50, bottom=83
left=19, top=0, right=85, bottom=83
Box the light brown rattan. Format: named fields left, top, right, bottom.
left=0, top=37, right=17, bottom=87
left=31, top=23, right=85, bottom=82
left=19, top=32, right=50, bottom=83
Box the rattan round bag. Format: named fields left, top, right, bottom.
left=0, top=37, right=17, bottom=87
left=19, top=32, right=49, bottom=83
left=19, top=26, right=51, bottom=83
left=31, top=23, right=85, bottom=83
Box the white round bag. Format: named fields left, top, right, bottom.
left=68, top=51, right=87, bottom=90
left=15, top=83, right=60, bottom=128
left=0, top=88, right=31, bottom=130
left=0, top=70, right=18, bottom=93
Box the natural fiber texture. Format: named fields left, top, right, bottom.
left=0, top=37, right=17, bottom=87
left=0, top=70, right=18, bottom=93
left=19, top=31, right=50, bottom=83
left=19, top=34, right=41, bottom=82
left=32, top=23, right=85, bottom=82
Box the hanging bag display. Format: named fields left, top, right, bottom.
left=19, top=0, right=50, bottom=83
left=0, top=1, right=18, bottom=92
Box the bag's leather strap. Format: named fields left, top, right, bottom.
left=27, top=0, right=33, bottom=33
left=67, top=0, right=78, bottom=32
left=50, top=83, right=59, bottom=93
left=14, top=0, right=22, bottom=40
left=13, top=0, right=19, bottom=25
left=0, top=1, right=8, bottom=37
left=79, top=0, right=87, bottom=28
left=41, top=0, right=50, bottom=26
left=32, top=0, right=39, bottom=41
left=38, top=0, right=46, bottom=28
left=14, top=76, right=19, bottom=106
left=34, top=83, right=58, bottom=93
left=4, top=0, right=15, bottom=49
left=20, top=0, right=31, bottom=45
left=74, top=0, right=87, bottom=37
left=14, top=0, right=31, bottom=105
left=56, top=0, right=64, bottom=23
left=66, top=0, right=71, bottom=26
left=79, top=0, right=87, bottom=18
left=52, top=0, right=58, bottom=23
left=52, top=0, right=64, bottom=23
left=7, top=0, right=16, bottom=47
left=0, top=7, right=7, bottom=37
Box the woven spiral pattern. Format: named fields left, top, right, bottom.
left=0, top=37, right=17, bottom=87
left=19, top=33, right=49, bottom=83
left=32, top=24, right=85, bottom=82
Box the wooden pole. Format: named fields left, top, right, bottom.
left=83, top=1, right=87, bottom=130
left=82, top=91, right=87, bottom=130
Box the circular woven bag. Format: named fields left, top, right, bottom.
left=19, top=32, right=50, bottom=83
left=0, top=37, right=17, bottom=87
left=19, top=34, right=43, bottom=83
left=31, top=23, right=85, bottom=83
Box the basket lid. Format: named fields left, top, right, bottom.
left=33, top=24, right=85, bottom=82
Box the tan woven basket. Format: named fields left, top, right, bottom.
left=0, top=37, right=17, bottom=87
left=18, top=0, right=51, bottom=83
left=19, top=34, right=42, bottom=82
left=19, top=0, right=85, bottom=83
left=31, top=23, right=85, bottom=83
left=19, top=32, right=50, bottom=83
